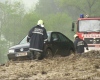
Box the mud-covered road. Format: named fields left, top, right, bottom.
left=0, top=50, right=100, bottom=80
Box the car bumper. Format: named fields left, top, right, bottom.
left=7, top=52, right=30, bottom=60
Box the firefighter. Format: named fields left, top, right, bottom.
left=73, top=34, right=89, bottom=55
left=27, top=20, right=48, bottom=60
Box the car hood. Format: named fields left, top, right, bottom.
left=9, top=43, right=29, bottom=49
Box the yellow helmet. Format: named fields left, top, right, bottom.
left=74, top=34, right=78, bottom=39
left=37, top=20, right=44, bottom=25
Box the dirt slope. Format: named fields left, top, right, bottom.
left=0, top=50, right=100, bottom=80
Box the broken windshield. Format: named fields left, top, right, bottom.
left=79, top=20, right=100, bottom=32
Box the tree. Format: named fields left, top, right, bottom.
left=35, top=0, right=61, bottom=16
left=0, top=40, right=8, bottom=63
left=55, top=0, right=100, bottom=19
left=1, top=1, right=25, bottom=45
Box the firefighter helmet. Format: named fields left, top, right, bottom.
left=37, top=20, right=44, bottom=25
left=74, top=34, right=78, bottom=39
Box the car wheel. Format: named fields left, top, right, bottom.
left=45, top=49, right=53, bottom=59
left=67, top=48, right=76, bottom=55
left=65, top=49, right=71, bottom=56
left=70, top=47, right=76, bottom=55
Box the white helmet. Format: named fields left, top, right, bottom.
left=74, top=34, right=78, bottom=39
left=37, top=20, right=44, bottom=25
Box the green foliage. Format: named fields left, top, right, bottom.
left=56, top=0, right=100, bottom=16
left=22, top=12, right=40, bottom=30
left=35, top=0, right=60, bottom=16
left=44, top=13, right=75, bottom=40
left=0, top=40, right=8, bottom=64
left=1, top=1, right=25, bottom=45
left=44, top=13, right=71, bottom=30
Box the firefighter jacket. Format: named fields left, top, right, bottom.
left=74, top=38, right=88, bottom=53
left=27, top=25, right=48, bottom=52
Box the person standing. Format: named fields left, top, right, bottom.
left=27, top=20, right=48, bottom=60
left=73, top=34, right=89, bottom=55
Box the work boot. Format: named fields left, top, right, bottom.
left=35, top=52, right=41, bottom=61
left=29, top=50, right=34, bottom=60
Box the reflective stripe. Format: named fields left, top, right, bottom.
left=32, top=32, right=43, bottom=35
left=44, top=39, right=48, bottom=41
left=29, top=48, right=43, bottom=52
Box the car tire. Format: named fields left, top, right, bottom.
left=67, top=49, right=73, bottom=56
left=62, top=49, right=71, bottom=56
left=45, top=49, right=53, bottom=59
left=67, top=48, right=76, bottom=56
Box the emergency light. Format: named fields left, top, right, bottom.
left=80, top=14, right=84, bottom=18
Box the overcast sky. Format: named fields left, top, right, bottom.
left=0, top=0, right=38, bottom=10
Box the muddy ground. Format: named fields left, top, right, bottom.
left=0, top=50, right=100, bottom=80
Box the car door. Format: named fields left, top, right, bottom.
left=57, top=33, right=71, bottom=56
left=50, top=32, right=61, bottom=55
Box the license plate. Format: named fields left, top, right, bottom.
left=16, top=52, right=27, bottom=57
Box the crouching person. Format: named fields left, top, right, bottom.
left=27, top=20, right=48, bottom=60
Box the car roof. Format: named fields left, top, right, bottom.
left=47, top=31, right=61, bottom=34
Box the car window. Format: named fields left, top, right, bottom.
left=19, top=32, right=50, bottom=45
left=57, top=33, right=69, bottom=42
left=51, top=33, right=60, bottom=42
left=19, top=36, right=27, bottom=44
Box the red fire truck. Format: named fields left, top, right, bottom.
left=72, top=14, right=100, bottom=52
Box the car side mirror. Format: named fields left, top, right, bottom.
left=72, top=22, right=75, bottom=31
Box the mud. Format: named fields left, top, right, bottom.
left=0, top=50, right=100, bottom=80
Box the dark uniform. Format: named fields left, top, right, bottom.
left=74, top=36, right=88, bottom=54
left=27, top=21, right=48, bottom=60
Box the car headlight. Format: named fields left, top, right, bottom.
left=9, top=49, right=15, bottom=53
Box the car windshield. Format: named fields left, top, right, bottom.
left=79, top=20, right=100, bottom=32
left=19, top=36, right=28, bottom=44
left=19, top=32, right=50, bottom=44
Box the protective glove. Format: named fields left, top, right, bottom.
left=44, top=41, right=46, bottom=43
left=27, top=37, right=30, bottom=42
left=44, top=39, right=48, bottom=44
left=44, top=41, right=47, bottom=44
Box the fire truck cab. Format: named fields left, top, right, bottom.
left=72, top=14, right=100, bottom=52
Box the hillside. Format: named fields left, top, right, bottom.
left=0, top=50, right=100, bottom=80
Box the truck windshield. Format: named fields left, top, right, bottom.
left=79, top=20, right=100, bottom=32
